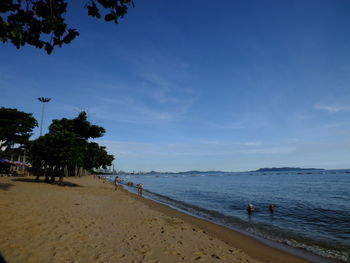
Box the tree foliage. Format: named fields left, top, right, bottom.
left=0, top=107, right=38, bottom=152
left=0, top=0, right=134, bottom=54
left=29, top=112, right=114, bottom=183
left=49, top=111, right=105, bottom=139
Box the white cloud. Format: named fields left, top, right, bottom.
left=315, top=104, right=350, bottom=113
left=242, top=141, right=263, bottom=146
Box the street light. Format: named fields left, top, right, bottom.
left=38, top=97, right=51, bottom=136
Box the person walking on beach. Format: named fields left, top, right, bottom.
left=137, top=183, right=143, bottom=196
left=114, top=176, right=120, bottom=190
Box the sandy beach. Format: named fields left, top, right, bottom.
left=0, top=175, right=312, bottom=263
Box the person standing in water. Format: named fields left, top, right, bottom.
left=269, top=204, right=277, bottom=213
left=246, top=204, right=256, bottom=213
left=137, top=183, right=143, bottom=196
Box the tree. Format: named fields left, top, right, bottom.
left=0, top=107, right=38, bottom=155
left=84, top=142, right=114, bottom=171
left=29, top=111, right=114, bottom=183
left=0, top=0, right=134, bottom=54
left=49, top=111, right=105, bottom=139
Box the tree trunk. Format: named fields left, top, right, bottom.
left=44, top=172, right=50, bottom=182
left=44, top=167, right=50, bottom=182
left=50, top=167, right=56, bottom=183
left=50, top=175, right=55, bottom=183
left=64, top=165, right=68, bottom=177
left=58, top=166, right=64, bottom=185
left=78, top=167, right=82, bottom=177
left=34, top=167, right=41, bottom=181
left=58, top=171, right=63, bottom=185
left=68, top=165, right=75, bottom=177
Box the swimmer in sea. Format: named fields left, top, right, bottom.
left=269, top=204, right=277, bottom=212
left=246, top=204, right=256, bottom=213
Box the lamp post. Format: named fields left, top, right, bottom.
left=38, top=97, right=51, bottom=136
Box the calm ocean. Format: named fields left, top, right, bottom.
left=106, top=170, right=350, bottom=262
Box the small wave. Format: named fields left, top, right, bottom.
left=140, top=188, right=350, bottom=262
left=113, top=173, right=350, bottom=263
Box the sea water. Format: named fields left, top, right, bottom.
left=106, top=170, right=350, bottom=262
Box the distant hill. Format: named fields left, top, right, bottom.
left=118, top=167, right=326, bottom=175
left=253, top=167, right=324, bottom=172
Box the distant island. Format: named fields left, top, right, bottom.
left=112, top=167, right=327, bottom=175
left=253, top=167, right=324, bottom=172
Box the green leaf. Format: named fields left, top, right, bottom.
left=104, top=13, right=115, bottom=22
left=44, top=43, right=53, bottom=54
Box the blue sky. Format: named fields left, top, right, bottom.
left=1, top=0, right=350, bottom=172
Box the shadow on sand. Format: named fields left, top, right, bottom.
left=11, top=178, right=81, bottom=187
left=0, top=252, right=8, bottom=263
left=0, top=183, right=14, bottom=191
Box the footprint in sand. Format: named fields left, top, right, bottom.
left=129, top=234, right=137, bottom=240
left=116, top=254, right=126, bottom=259
left=211, top=254, right=221, bottom=259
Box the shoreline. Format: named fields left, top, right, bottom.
left=111, top=178, right=338, bottom=263
left=129, top=192, right=336, bottom=263
left=0, top=175, right=336, bottom=263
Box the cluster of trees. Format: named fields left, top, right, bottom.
left=0, top=107, right=114, bottom=183
left=0, top=0, right=134, bottom=54
left=0, top=107, right=37, bottom=159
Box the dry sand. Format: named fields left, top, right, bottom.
left=0, top=176, right=312, bottom=263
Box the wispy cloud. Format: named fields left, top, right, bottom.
left=242, top=141, right=263, bottom=146
left=322, top=121, right=350, bottom=129
left=55, top=88, right=197, bottom=125
left=88, top=98, right=175, bottom=124
left=96, top=138, right=350, bottom=172
left=81, top=85, right=199, bottom=124
left=55, top=63, right=198, bottom=125
left=315, top=104, right=350, bottom=113
left=204, top=121, right=245, bottom=130
left=295, top=112, right=315, bottom=120
left=78, top=42, right=200, bottom=125
left=97, top=140, right=296, bottom=159
left=238, top=145, right=297, bottom=154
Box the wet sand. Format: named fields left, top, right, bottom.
left=0, top=175, right=311, bottom=263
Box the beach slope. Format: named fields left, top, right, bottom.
left=0, top=176, right=310, bottom=263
